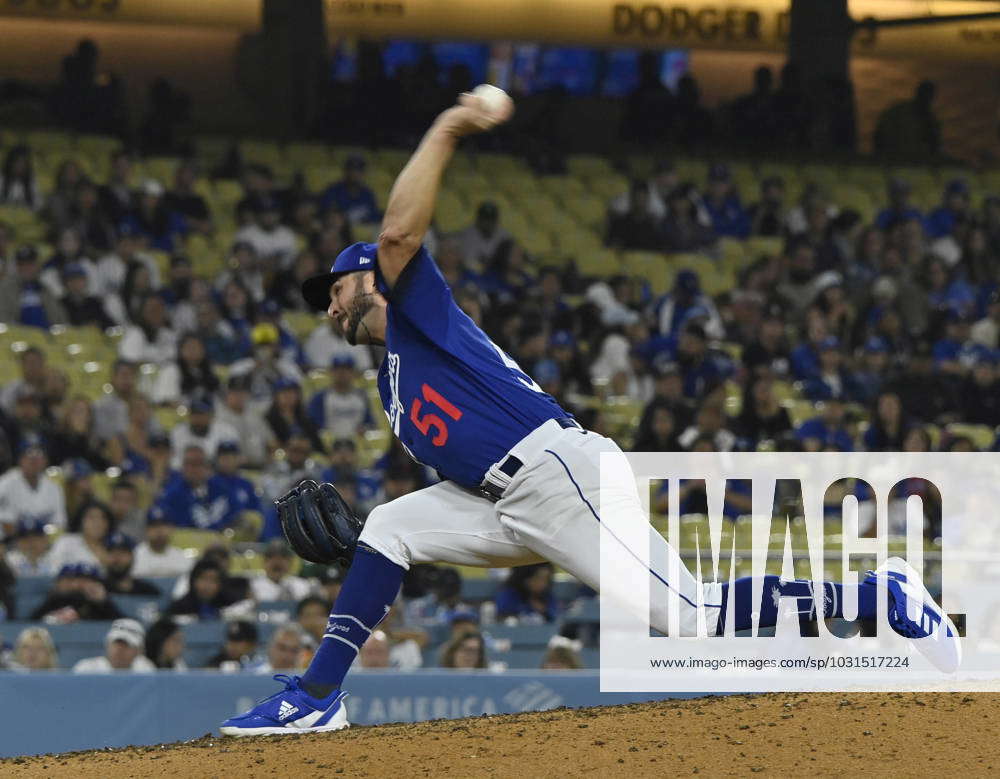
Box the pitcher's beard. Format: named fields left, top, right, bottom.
left=344, top=292, right=375, bottom=344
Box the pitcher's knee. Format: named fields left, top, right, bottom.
left=357, top=504, right=411, bottom=570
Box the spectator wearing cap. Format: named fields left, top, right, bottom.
left=40, top=226, right=99, bottom=299
left=214, top=241, right=265, bottom=303
left=119, top=178, right=187, bottom=252
left=0, top=245, right=67, bottom=328
left=145, top=617, right=188, bottom=670
left=959, top=351, right=1000, bottom=427
left=875, top=178, right=923, bottom=231
left=4, top=517, right=54, bottom=577
left=795, top=397, right=854, bottom=452
left=206, top=619, right=260, bottom=671
left=7, top=386, right=48, bottom=453
left=250, top=540, right=312, bottom=602
left=802, top=336, right=862, bottom=403
left=31, top=562, right=123, bottom=622
left=655, top=269, right=725, bottom=340
left=852, top=337, right=891, bottom=406
left=167, top=558, right=244, bottom=621
left=169, top=395, right=238, bottom=468
left=670, top=322, right=733, bottom=402
left=306, top=355, right=374, bottom=439
left=92, top=361, right=140, bottom=444
left=257, top=298, right=306, bottom=366
left=267, top=377, right=326, bottom=453
left=104, top=531, right=160, bottom=596
left=0, top=346, right=48, bottom=416
left=606, top=179, right=664, bottom=251
left=215, top=375, right=269, bottom=469
left=93, top=223, right=161, bottom=304
left=214, top=440, right=263, bottom=517
left=233, top=193, right=297, bottom=269
left=153, top=445, right=252, bottom=533
left=924, top=180, right=972, bottom=240
left=49, top=501, right=114, bottom=573
left=59, top=261, right=115, bottom=329
left=59, top=457, right=96, bottom=522
left=703, top=164, right=750, bottom=239
left=228, top=322, right=304, bottom=402
left=149, top=333, right=221, bottom=406
left=118, top=291, right=178, bottom=364
left=0, top=435, right=67, bottom=533
left=319, top=155, right=381, bottom=225
left=319, top=438, right=381, bottom=516
left=163, top=160, right=211, bottom=235
left=73, top=618, right=156, bottom=672
left=932, top=311, right=986, bottom=377
left=132, top=507, right=191, bottom=579
left=458, top=201, right=512, bottom=273
left=304, top=314, right=374, bottom=372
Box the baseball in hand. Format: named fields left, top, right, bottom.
left=471, top=84, right=514, bottom=122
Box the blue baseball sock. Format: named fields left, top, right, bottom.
left=300, top=546, right=405, bottom=699
left=716, top=576, right=878, bottom=633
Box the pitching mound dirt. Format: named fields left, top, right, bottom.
left=5, top=693, right=1000, bottom=777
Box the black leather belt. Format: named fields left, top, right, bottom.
left=480, top=417, right=582, bottom=502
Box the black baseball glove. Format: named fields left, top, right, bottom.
left=275, top=479, right=364, bottom=567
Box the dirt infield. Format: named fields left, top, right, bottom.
left=5, top=693, right=1000, bottom=777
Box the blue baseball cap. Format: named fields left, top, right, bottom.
left=864, top=336, right=888, bottom=354
left=16, top=517, right=48, bottom=537
left=189, top=397, right=214, bottom=414
left=550, top=330, right=575, bottom=349
left=217, top=440, right=241, bottom=455
left=819, top=335, right=841, bottom=351
left=273, top=376, right=300, bottom=392
left=106, top=531, right=136, bottom=551
left=64, top=458, right=93, bottom=480
left=331, top=354, right=356, bottom=369
left=301, top=241, right=378, bottom=311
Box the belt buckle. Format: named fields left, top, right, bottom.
left=480, top=481, right=502, bottom=503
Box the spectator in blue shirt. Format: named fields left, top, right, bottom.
left=152, top=444, right=246, bottom=532
left=875, top=178, right=922, bottom=230
left=671, top=323, right=733, bottom=401
left=702, top=163, right=750, bottom=239
left=495, top=563, right=559, bottom=624
left=120, top=179, right=187, bottom=252
left=319, top=155, right=380, bottom=225
left=926, top=258, right=976, bottom=320
left=852, top=336, right=891, bottom=406
left=656, top=268, right=724, bottom=339
left=802, top=336, right=862, bottom=402
left=0, top=246, right=66, bottom=328
left=796, top=397, right=854, bottom=451
left=924, top=179, right=972, bottom=239
left=319, top=438, right=381, bottom=516
left=214, top=440, right=263, bottom=516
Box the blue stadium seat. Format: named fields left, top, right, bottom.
left=484, top=623, right=558, bottom=647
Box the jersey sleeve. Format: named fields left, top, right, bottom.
left=375, top=246, right=463, bottom=346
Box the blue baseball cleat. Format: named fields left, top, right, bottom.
left=220, top=674, right=350, bottom=736
left=866, top=556, right=961, bottom=673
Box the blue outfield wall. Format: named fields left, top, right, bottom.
left=0, top=670, right=709, bottom=758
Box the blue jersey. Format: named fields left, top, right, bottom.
left=374, top=247, right=568, bottom=488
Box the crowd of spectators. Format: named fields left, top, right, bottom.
left=0, top=112, right=998, bottom=671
